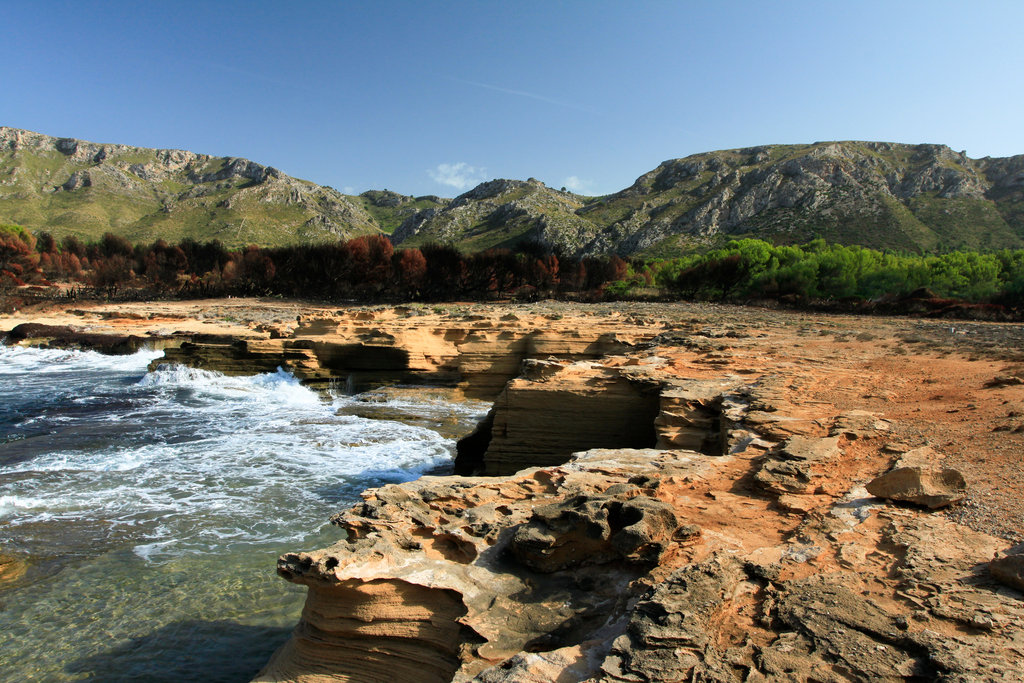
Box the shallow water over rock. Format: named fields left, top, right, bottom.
left=0, top=344, right=487, bottom=681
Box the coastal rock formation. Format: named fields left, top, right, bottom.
left=1, top=322, right=159, bottom=354
left=253, top=305, right=1024, bottom=681
left=256, top=449, right=717, bottom=683
left=465, top=360, right=662, bottom=475
left=258, top=444, right=1024, bottom=682
left=156, top=307, right=654, bottom=399
left=4, top=299, right=1023, bottom=681
left=509, top=490, right=688, bottom=573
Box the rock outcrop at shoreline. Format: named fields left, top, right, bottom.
left=245, top=304, right=1024, bottom=682
left=4, top=299, right=1023, bottom=680
left=257, top=442, right=1024, bottom=681
left=155, top=307, right=653, bottom=399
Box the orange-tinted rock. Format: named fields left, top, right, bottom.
left=866, top=466, right=967, bottom=509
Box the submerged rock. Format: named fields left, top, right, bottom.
left=0, top=552, right=27, bottom=588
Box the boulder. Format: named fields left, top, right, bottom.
left=990, top=553, right=1024, bottom=592
left=866, top=466, right=966, bottom=509
left=984, top=375, right=1024, bottom=388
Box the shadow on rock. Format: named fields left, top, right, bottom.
left=65, top=619, right=292, bottom=683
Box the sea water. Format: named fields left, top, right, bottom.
left=0, top=344, right=487, bottom=682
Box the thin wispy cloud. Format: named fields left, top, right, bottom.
left=429, top=162, right=488, bottom=191
left=447, top=77, right=598, bottom=114
left=562, top=175, right=595, bottom=194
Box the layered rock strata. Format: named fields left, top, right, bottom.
left=258, top=443, right=1024, bottom=682
left=155, top=308, right=652, bottom=398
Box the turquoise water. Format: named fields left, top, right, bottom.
left=0, top=345, right=486, bottom=681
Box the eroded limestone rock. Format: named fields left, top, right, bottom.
left=509, top=492, right=687, bottom=573
left=156, top=309, right=656, bottom=398
left=241, top=307, right=1024, bottom=682
left=477, top=361, right=662, bottom=475
left=754, top=435, right=842, bottom=496
left=256, top=449, right=715, bottom=682
left=866, top=449, right=968, bottom=509
left=597, top=553, right=751, bottom=682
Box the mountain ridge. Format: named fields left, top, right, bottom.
left=396, top=141, right=1024, bottom=256
left=0, top=126, right=381, bottom=247
left=3, top=127, right=1023, bottom=255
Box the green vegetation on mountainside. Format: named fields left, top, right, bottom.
left=4, top=129, right=1024, bottom=258
left=355, top=191, right=448, bottom=234
left=0, top=127, right=380, bottom=248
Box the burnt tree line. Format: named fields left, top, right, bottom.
left=12, top=229, right=628, bottom=301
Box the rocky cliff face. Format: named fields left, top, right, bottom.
left=577, top=141, right=1023, bottom=255
left=0, top=127, right=379, bottom=246
left=356, top=190, right=449, bottom=234
left=6, top=129, right=1022, bottom=256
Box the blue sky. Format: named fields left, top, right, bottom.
left=3, top=1, right=1023, bottom=197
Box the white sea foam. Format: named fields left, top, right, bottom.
left=0, top=343, right=163, bottom=374
left=0, top=494, right=47, bottom=517
left=140, top=364, right=322, bottom=407
left=0, top=357, right=486, bottom=562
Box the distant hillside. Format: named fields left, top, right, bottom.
left=4, top=129, right=1023, bottom=256
left=580, top=142, right=1024, bottom=256
left=355, top=190, right=448, bottom=234
left=0, top=127, right=383, bottom=247
left=392, top=178, right=600, bottom=253
left=393, top=142, right=1024, bottom=256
